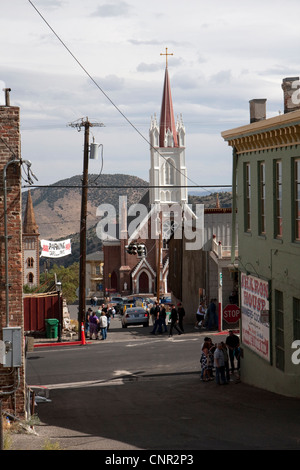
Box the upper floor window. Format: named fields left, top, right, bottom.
left=24, top=238, right=35, bottom=250
left=293, top=297, right=300, bottom=341
left=27, top=257, right=34, bottom=268
left=95, top=265, right=101, bottom=276
left=294, top=158, right=300, bottom=241
left=275, top=160, right=282, bottom=238
left=259, top=162, right=266, bottom=235
left=244, top=163, right=251, bottom=232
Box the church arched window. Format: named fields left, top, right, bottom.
left=28, top=272, right=34, bottom=284
left=165, top=158, right=175, bottom=185
left=27, top=257, right=34, bottom=268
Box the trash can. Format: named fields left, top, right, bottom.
left=45, top=319, right=59, bottom=339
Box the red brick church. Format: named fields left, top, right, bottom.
left=102, top=54, right=191, bottom=297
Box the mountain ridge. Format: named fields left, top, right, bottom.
left=22, top=173, right=232, bottom=268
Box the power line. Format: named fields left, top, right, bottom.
left=27, top=0, right=203, bottom=189
left=22, top=184, right=232, bottom=189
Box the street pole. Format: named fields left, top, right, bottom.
left=157, top=211, right=162, bottom=303
left=79, top=120, right=89, bottom=336
left=69, top=118, right=104, bottom=339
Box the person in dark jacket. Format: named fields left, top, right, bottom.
left=169, top=305, right=182, bottom=337
left=158, top=304, right=168, bottom=334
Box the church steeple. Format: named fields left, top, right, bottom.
left=23, top=190, right=39, bottom=234
left=22, top=190, right=40, bottom=287
left=149, top=49, right=187, bottom=206
left=159, top=66, right=178, bottom=148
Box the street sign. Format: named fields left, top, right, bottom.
left=223, top=304, right=241, bottom=323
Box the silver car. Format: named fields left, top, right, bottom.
left=121, top=307, right=149, bottom=328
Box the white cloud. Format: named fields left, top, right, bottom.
left=92, top=1, right=132, bottom=17
left=1, top=0, right=300, bottom=188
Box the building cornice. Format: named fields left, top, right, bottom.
left=221, top=109, right=300, bottom=154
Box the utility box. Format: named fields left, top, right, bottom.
left=2, top=327, right=22, bottom=368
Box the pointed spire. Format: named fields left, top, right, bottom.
left=23, top=190, right=39, bottom=234
left=159, top=66, right=178, bottom=148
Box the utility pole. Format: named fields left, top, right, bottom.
left=69, top=117, right=104, bottom=339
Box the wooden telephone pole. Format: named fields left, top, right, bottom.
left=69, top=118, right=104, bottom=338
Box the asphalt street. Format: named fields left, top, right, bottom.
left=6, top=310, right=300, bottom=453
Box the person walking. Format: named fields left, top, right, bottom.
left=214, top=343, right=228, bottom=385
left=89, top=311, right=99, bottom=340
left=99, top=311, right=108, bottom=340
left=150, top=302, right=161, bottom=334
left=207, top=299, right=218, bottom=330
left=177, top=303, right=185, bottom=333
left=85, top=308, right=92, bottom=338
left=150, top=302, right=160, bottom=326
left=195, top=301, right=206, bottom=329
left=221, top=341, right=230, bottom=382
left=169, top=305, right=182, bottom=337
left=200, top=341, right=210, bottom=381
left=106, top=307, right=112, bottom=331
left=158, top=304, right=168, bottom=334
left=225, top=330, right=240, bottom=373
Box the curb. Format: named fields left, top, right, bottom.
left=34, top=340, right=92, bottom=348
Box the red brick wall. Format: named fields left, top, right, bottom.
left=0, top=105, right=26, bottom=417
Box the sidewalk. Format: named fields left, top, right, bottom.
left=31, top=314, right=228, bottom=348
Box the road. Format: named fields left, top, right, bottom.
left=10, top=316, right=300, bottom=453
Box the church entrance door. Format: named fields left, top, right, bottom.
left=138, top=271, right=149, bottom=293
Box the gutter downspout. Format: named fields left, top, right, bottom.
left=231, top=146, right=238, bottom=265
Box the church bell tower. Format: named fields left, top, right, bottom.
left=149, top=48, right=188, bottom=206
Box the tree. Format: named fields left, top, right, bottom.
left=38, top=262, right=79, bottom=304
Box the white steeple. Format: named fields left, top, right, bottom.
left=149, top=61, right=188, bottom=206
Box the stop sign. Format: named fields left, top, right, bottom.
left=223, top=304, right=241, bottom=323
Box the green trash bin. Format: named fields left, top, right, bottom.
left=45, top=319, right=59, bottom=338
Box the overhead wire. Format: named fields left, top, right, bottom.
left=27, top=0, right=212, bottom=193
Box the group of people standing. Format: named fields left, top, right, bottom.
left=85, top=304, right=115, bottom=340
left=200, top=331, right=240, bottom=384
left=150, top=302, right=185, bottom=337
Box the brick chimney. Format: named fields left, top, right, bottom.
left=281, top=77, right=300, bottom=113
left=249, top=99, right=267, bottom=123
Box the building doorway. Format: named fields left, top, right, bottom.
left=138, top=271, right=149, bottom=293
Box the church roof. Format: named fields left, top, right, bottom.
left=159, top=67, right=178, bottom=148
left=23, top=190, right=39, bottom=234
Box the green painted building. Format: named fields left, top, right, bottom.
left=222, top=78, right=300, bottom=397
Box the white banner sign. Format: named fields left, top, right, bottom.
left=241, top=273, right=270, bottom=362
left=41, top=239, right=71, bottom=258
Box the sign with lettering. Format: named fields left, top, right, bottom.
left=41, top=239, right=72, bottom=258
left=223, top=304, right=241, bottom=323
left=241, top=273, right=270, bottom=362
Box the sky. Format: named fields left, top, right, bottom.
left=1, top=0, right=300, bottom=191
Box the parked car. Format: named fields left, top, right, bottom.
left=121, top=307, right=149, bottom=328
left=160, top=296, right=172, bottom=304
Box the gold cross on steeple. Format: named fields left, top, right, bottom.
left=160, top=47, right=173, bottom=68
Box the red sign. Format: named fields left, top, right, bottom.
left=223, top=304, right=241, bottom=323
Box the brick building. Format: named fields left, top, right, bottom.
left=0, top=90, right=26, bottom=418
